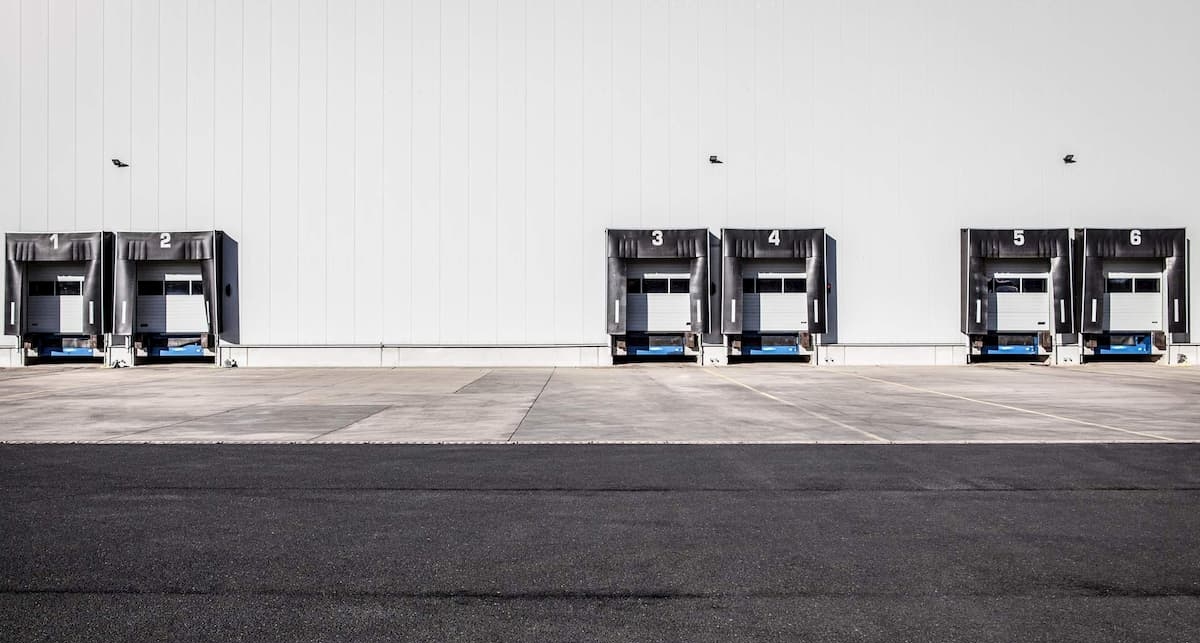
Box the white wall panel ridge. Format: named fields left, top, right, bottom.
left=606, top=229, right=709, bottom=336
left=4, top=232, right=111, bottom=338
left=960, top=228, right=1073, bottom=335
left=1075, top=228, right=1188, bottom=336
left=722, top=228, right=827, bottom=335
left=112, top=231, right=226, bottom=345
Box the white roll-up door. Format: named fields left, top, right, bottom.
left=742, top=261, right=807, bottom=333
left=26, top=263, right=86, bottom=334
left=984, top=259, right=1050, bottom=333
left=1102, top=260, right=1163, bottom=332
left=626, top=261, right=692, bottom=332
left=136, top=262, right=208, bottom=334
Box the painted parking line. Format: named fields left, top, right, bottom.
left=835, top=371, right=1175, bottom=442
left=705, top=368, right=889, bottom=443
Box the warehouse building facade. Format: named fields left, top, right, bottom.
left=1, top=0, right=1196, bottom=366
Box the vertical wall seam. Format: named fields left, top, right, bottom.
left=579, top=0, right=585, bottom=340
left=466, top=0, right=472, bottom=343
left=751, top=1, right=757, bottom=225
left=377, top=0, right=384, bottom=345
left=323, top=0, right=329, bottom=343
left=156, top=0, right=161, bottom=230
left=16, top=0, right=21, bottom=230
left=100, top=0, right=104, bottom=229
left=521, top=0, right=527, bottom=343
left=665, top=0, right=670, bottom=225
left=551, top=0, right=556, bottom=339
left=780, top=0, right=786, bottom=223
left=296, top=0, right=302, bottom=342
left=128, top=0, right=132, bottom=228
left=267, top=0, right=274, bottom=341
left=351, top=0, right=357, bottom=340
left=408, top=0, right=413, bottom=344
left=808, top=4, right=814, bottom=219
left=211, top=0, right=216, bottom=230
left=184, top=0, right=190, bottom=229
left=45, top=0, right=50, bottom=230
left=493, top=0, right=499, bottom=343
left=435, top=0, right=442, bottom=342
left=636, top=0, right=642, bottom=226
left=73, top=0, right=78, bottom=229
left=239, top=0, right=245, bottom=309
left=723, top=0, right=728, bottom=227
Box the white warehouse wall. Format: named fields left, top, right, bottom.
left=1, top=0, right=1197, bottom=361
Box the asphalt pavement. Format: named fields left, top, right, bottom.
left=2, top=444, right=1198, bottom=642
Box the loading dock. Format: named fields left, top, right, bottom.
left=1075, top=228, right=1187, bottom=359
left=4, top=232, right=111, bottom=362
left=113, top=231, right=224, bottom=363
left=961, top=229, right=1073, bottom=361
left=607, top=229, right=709, bottom=360
left=722, top=229, right=827, bottom=359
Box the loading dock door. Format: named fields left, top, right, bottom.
left=626, top=262, right=693, bottom=332
left=741, top=262, right=808, bottom=333
left=25, top=263, right=86, bottom=334
left=1103, top=260, right=1163, bottom=332
left=136, top=262, right=208, bottom=334
left=984, top=260, right=1050, bottom=333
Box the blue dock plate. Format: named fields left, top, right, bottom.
left=1095, top=335, right=1152, bottom=355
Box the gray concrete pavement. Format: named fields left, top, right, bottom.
left=1, top=363, right=1198, bottom=443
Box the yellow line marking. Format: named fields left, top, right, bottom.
left=837, top=371, right=1175, bottom=442
left=706, top=368, right=889, bottom=443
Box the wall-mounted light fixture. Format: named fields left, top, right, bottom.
left=709, top=155, right=723, bottom=164
left=111, top=158, right=129, bottom=167
left=1062, top=154, right=1076, bottom=164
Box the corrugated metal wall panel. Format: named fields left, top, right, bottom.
left=3, top=1, right=1199, bottom=351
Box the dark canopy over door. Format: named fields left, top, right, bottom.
left=5, top=231, right=111, bottom=337
left=113, top=231, right=223, bottom=337
left=960, top=228, right=1073, bottom=335
left=1075, top=228, right=1187, bottom=335
left=721, top=228, right=827, bottom=335
left=606, top=229, right=708, bottom=335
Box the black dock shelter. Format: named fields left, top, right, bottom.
left=4, top=231, right=112, bottom=359
left=112, top=230, right=224, bottom=360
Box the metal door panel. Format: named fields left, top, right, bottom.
left=25, top=264, right=86, bottom=334
left=136, top=262, right=207, bottom=334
